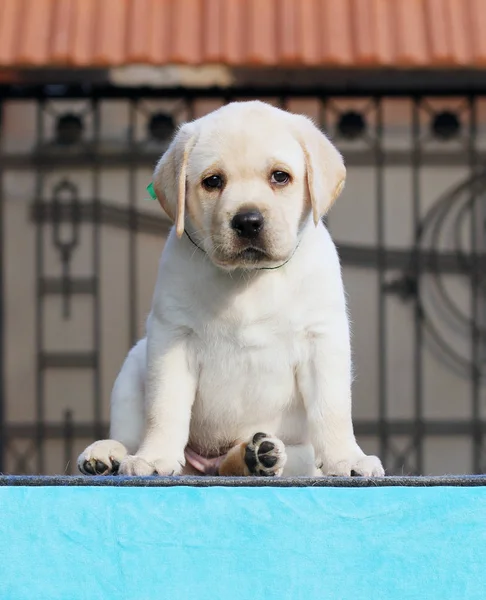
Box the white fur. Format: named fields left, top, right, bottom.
left=78, top=101, right=384, bottom=478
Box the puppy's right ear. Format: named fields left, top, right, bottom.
left=153, top=123, right=197, bottom=238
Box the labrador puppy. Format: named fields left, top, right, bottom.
left=78, top=101, right=384, bottom=478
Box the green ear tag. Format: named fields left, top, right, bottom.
left=146, top=182, right=157, bottom=201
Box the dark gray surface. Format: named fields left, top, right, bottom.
left=2, top=475, right=486, bottom=487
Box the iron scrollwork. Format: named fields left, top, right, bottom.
left=50, top=179, right=82, bottom=319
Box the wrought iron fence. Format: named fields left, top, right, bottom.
left=0, top=84, right=484, bottom=476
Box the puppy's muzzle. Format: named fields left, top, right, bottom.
left=231, top=210, right=264, bottom=240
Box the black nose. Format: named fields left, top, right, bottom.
left=231, top=211, right=264, bottom=239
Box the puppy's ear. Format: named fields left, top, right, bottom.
left=293, top=115, right=346, bottom=226
left=153, top=123, right=197, bottom=238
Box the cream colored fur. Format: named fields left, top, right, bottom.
left=78, top=101, right=384, bottom=478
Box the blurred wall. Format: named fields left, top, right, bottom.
left=2, top=95, right=485, bottom=475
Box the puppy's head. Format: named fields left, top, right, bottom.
left=153, top=101, right=345, bottom=271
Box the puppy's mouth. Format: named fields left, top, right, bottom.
left=212, top=245, right=290, bottom=270
left=208, top=235, right=292, bottom=270
left=237, top=247, right=268, bottom=262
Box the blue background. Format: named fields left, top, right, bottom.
left=1, top=485, right=485, bottom=599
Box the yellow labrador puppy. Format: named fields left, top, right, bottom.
left=78, top=101, right=384, bottom=478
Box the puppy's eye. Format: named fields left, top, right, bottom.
left=271, top=171, right=290, bottom=185
left=202, top=175, right=223, bottom=190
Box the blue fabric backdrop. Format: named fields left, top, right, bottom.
left=1, top=484, right=485, bottom=599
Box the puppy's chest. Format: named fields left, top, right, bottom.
left=171, top=270, right=318, bottom=365
left=192, top=315, right=300, bottom=432
left=194, top=310, right=302, bottom=357
left=191, top=278, right=309, bottom=349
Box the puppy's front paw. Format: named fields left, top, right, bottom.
left=78, top=440, right=128, bottom=475
left=350, top=455, right=385, bottom=477
left=118, top=455, right=183, bottom=476
left=322, top=452, right=384, bottom=477
left=244, top=432, right=287, bottom=476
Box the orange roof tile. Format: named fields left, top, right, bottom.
left=0, top=0, right=485, bottom=69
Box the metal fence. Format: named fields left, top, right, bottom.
left=0, top=84, right=484, bottom=476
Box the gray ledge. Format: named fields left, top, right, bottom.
left=2, top=475, right=486, bottom=487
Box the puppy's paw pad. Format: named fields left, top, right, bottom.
left=82, top=459, right=119, bottom=476
left=245, top=433, right=287, bottom=476
left=78, top=440, right=127, bottom=476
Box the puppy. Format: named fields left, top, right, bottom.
left=78, top=101, right=384, bottom=478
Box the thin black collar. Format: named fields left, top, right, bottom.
left=184, top=230, right=299, bottom=271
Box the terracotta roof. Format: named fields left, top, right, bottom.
left=0, top=0, right=485, bottom=69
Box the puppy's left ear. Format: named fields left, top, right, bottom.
left=153, top=123, right=197, bottom=238
left=293, top=115, right=346, bottom=226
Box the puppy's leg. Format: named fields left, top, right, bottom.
left=119, top=324, right=197, bottom=476
left=78, top=340, right=146, bottom=475
left=297, top=318, right=384, bottom=477
left=219, top=433, right=287, bottom=476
